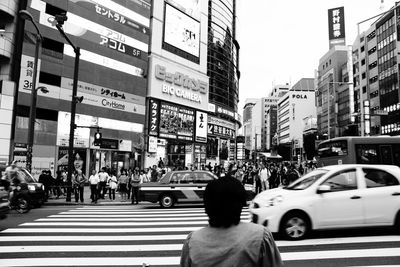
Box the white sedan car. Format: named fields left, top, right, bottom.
left=250, top=164, right=400, bottom=240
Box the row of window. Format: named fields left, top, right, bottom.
left=376, top=15, right=395, bottom=38
left=370, top=90, right=379, bottom=98
left=377, top=32, right=396, bottom=51
left=378, top=50, right=396, bottom=67
left=381, top=122, right=400, bottom=134
left=383, top=103, right=400, bottom=113
left=379, top=79, right=398, bottom=96
left=378, top=64, right=397, bottom=81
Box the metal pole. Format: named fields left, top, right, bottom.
left=26, top=34, right=41, bottom=173
left=327, top=83, right=331, bottom=139
left=66, top=47, right=80, bottom=202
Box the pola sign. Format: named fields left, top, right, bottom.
left=292, top=94, right=308, bottom=99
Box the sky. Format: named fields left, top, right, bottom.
left=236, top=0, right=398, bottom=112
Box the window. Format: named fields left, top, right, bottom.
left=321, top=169, right=358, bottom=192
left=361, top=46, right=365, bottom=52
left=356, top=144, right=379, bottom=164
left=179, top=173, right=195, bottom=184
left=193, top=172, right=215, bottom=183
left=318, top=140, right=348, bottom=158
left=362, top=72, right=366, bottom=79
left=362, top=168, right=399, bottom=188
left=45, top=3, right=66, bottom=16
left=39, top=72, right=61, bottom=86
left=361, top=58, right=366, bottom=65
left=362, top=86, right=367, bottom=94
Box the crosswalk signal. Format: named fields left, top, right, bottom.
left=94, top=132, right=102, bottom=146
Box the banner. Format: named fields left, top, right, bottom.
left=195, top=111, right=207, bottom=143
left=159, top=102, right=194, bottom=141
left=57, top=147, right=87, bottom=174
left=148, top=99, right=160, bottom=136
left=328, top=6, right=345, bottom=47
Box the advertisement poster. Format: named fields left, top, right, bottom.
left=195, top=111, right=207, bottom=143
left=164, top=2, right=200, bottom=57
left=57, top=147, right=87, bottom=175
left=159, top=102, right=194, bottom=141
left=328, top=6, right=345, bottom=47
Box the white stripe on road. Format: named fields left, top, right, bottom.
left=59, top=210, right=206, bottom=214
left=2, top=227, right=201, bottom=233
left=1, top=235, right=399, bottom=246
left=37, top=216, right=250, bottom=221
left=0, top=257, right=180, bottom=266
left=277, top=235, right=400, bottom=247
left=1, top=248, right=400, bottom=266
left=49, top=213, right=248, bottom=218
left=0, top=244, right=183, bottom=253
left=0, top=235, right=188, bottom=242
left=21, top=221, right=210, bottom=226
left=283, top=247, right=400, bottom=260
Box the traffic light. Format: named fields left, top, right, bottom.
left=94, top=132, right=102, bottom=146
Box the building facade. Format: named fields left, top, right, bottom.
left=13, top=0, right=150, bottom=177
left=277, top=79, right=316, bottom=161
left=0, top=0, right=19, bottom=165
left=145, top=0, right=209, bottom=169
left=206, top=0, right=240, bottom=165
left=262, top=84, right=289, bottom=151
left=316, top=45, right=353, bottom=139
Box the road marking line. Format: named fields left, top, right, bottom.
left=60, top=210, right=206, bottom=214
left=277, top=235, right=400, bottom=246
left=282, top=247, right=400, bottom=260
left=0, top=235, right=188, bottom=242
left=21, top=221, right=210, bottom=226
left=2, top=227, right=201, bottom=233
left=48, top=212, right=249, bottom=218
left=0, top=257, right=180, bottom=266
left=0, top=244, right=183, bottom=253
left=37, top=216, right=250, bottom=221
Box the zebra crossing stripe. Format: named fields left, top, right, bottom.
left=2, top=227, right=201, bottom=233
left=0, top=257, right=180, bottom=266
left=48, top=213, right=249, bottom=218
left=0, top=235, right=188, bottom=242
left=21, top=221, right=211, bottom=226
left=36, top=216, right=250, bottom=221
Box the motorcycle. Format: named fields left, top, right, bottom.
left=9, top=184, right=31, bottom=214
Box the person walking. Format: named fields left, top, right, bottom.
left=88, top=170, right=99, bottom=203
left=98, top=168, right=109, bottom=199
left=54, top=170, right=63, bottom=199
left=180, top=177, right=282, bottom=267
left=259, top=164, right=270, bottom=191
left=118, top=170, right=129, bottom=201
left=131, top=168, right=141, bottom=204
left=73, top=169, right=86, bottom=203
left=108, top=171, right=118, bottom=201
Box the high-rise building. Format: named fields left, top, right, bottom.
left=206, top=0, right=240, bottom=165
left=353, top=4, right=400, bottom=136
left=315, top=45, right=353, bottom=139
left=11, top=0, right=151, bottom=177
left=262, top=84, right=289, bottom=151
left=0, top=0, right=20, bottom=165
left=146, top=0, right=209, bottom=169
left=277, top=78, right=316, bottom=161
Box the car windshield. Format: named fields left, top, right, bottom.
left=18, top=169, right=37, bottom=183
left=285, top=169, right=328, bottom=190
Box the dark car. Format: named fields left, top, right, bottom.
left=0, top=182, right=9, bottom=218
left=0, top=167, right=46, bottom=208
left=140, top=170, right=254, bottom=208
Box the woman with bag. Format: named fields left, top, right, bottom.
left=108, top=171, right=118, bottom=201
left=118, top=170, right=129, bottom=202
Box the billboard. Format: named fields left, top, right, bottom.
left=159, top=102, right=194, bottom=141
left=163, top=2, right=200, bottom=60
left=148, top=99, right=160, bottom=136
left=195, top=111, right=207, bottom=143
left=328, top=6, right=345, bottom=47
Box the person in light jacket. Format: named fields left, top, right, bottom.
left=108, top=171, right=118, bottom=201
left=180, top=176, right=282, bottom=267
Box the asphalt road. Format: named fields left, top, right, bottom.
left=0, top=204, right=399, bottom=266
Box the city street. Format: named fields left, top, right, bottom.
left=0, top=205, right=399, bottom=266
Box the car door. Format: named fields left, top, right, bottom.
left=360, top=167, right=400, bottom=225
left=193, top=172, right=215, bottom=199
left=314, top=168, right=364, bottom=228
left=176, top=172, right=199, bottom=202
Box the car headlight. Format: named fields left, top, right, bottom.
left=28, top=185, right=36, bottom=191
left=41, top=185, right=45, bottom=190
left=267, top=195, right=283, bottom=207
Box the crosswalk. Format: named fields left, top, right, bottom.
left=0, top=206, right=400, bottom=266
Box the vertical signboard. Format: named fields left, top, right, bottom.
left=328, top=6, right=345, bottom=48
left=148, top=99, right=160, bottom=136
left=195, top=111, right=207, bottom=143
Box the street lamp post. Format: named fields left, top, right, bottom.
left=54, top=15, right=81, bottom=202
left=19, top=10, right=47, bottom=173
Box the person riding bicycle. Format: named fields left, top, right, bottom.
left=3, top=162, right=22, bottom=205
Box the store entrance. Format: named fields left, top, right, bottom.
left=166, top=143, right=185, bottom=169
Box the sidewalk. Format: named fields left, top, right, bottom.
left=44, top=186, right=133, bottom=206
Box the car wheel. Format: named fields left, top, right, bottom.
left=394, top=211, right=400, bottom=233
left=16, top=198, right=30, bottom=214
left=159, top=194, right=175, bottom=208
left=280, top=212, right=310, bottom=240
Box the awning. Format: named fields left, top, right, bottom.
left=259, top=152, right=282, bottom=159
